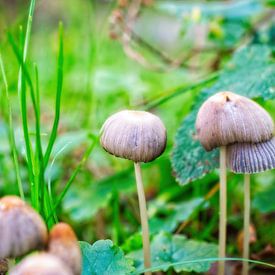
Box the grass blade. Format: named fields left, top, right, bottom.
left=47, top=143, right=72, bottom=224
left=15, top=29, right=35, bottom=200
left=144, top=71, right=219, bottom=111
left=15, top=0, right=37, bottom=205
left=23, top=0, right=36, bottom=61
left=0, top=52, right=24, bottom=199
left=8, top=33, right=46, bottom=214
left=141, top=257, right=275, bottom=274
left=46, top=134, right=98, bottom=222
left=44, top=22, right=64, bottom=168
left=18, top=0, right=36, bottom=94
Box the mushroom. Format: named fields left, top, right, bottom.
left=100, top=110, right=167, bottom=274
left=0, top=196, right=48, bottom=259
left=10, top=253, right=73, bottom=275
left=227, top=137, right=275, bottom=275
left=48, top=223, right=81, bottom=275
left=227, top=137, right=275, bottom=174
left=196, top=91, right=274, bottom=275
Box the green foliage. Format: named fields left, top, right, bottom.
left=172, top=45, right=275, bottom=184
left=128, top=232, right=218, bottom=273
left=80, top=240, right=135, bottom=275
left=149, top=197, right=205, bottom=234
left=253, top=185, right=275, bottom=213
left=63, top=169, right=135, bottom=223
left=156, top=0, right=263, bottom=19
left=1, top=1, right=275, bottom=273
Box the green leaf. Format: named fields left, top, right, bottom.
left=172, top=45, right=275, bottom=184
left=253, top=185, right=275, bottom=214
left=149, top=197, right=205, bottom=234
left=122, top=233, right=143, bottom=254
left=128, top=232, right=217, bottom=273
left=80, top=240, right=135, bottom=275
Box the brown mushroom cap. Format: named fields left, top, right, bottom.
left=0, top=196, right=48, bottom=259
left=227, top=137, right=275, bottom=174
left=100, top=110, right=167, bottom=162
left=10, top=253, right=73, bottom=275
left=196, top=91, right=274, bottom=151
left=48, top=223, right=81, bottom=275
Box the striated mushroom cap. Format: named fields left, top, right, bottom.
left=10, top=253, right=73, bottom=275
left=0, top=196, right=48, bottom=259
left=196, top=91, right=274, bottom=151
left=100, top=110, right=167, bottom=162
left=48, top=223, right=81, bottom=275
left=227, top=137, right=275, bottom=174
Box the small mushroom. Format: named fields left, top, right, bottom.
left=101, top=110, right=167, bottom=163
left=228, top=138, right=275, bottom=275
left=10, top=253, right=73, bottom=275
left=100, top=110, right=167, bottom=275
left=196, top=91, right=274, bottom=151
left=48, top=223, right=81, bottom=275
left=0, top=196, right=48, bottom=259
left=196, top=91, right=274, bottom=275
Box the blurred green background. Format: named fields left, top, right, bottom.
left=0, top=0, right=274, bottom=273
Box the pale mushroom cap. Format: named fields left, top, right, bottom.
left=48, top=223, right=81, bottom=275
left=0, top=196, right=48, bottom=258
left=227, top=137, right=275, bottom=174
left=196, top=91, right=274, bottom=151
left=100, top=110, right=167, bottom=162
left=10, top=253, right=73, bottom=275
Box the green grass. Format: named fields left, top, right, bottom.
left=4, top=0, right=66, bottom=226
left=43, top=22, right=64, bottom=169
left=0, top=52, right=24, bottom=199
left=0, top=1, right=274, bottom=273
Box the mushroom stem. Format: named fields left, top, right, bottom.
left=218, top=146, right=227, bottom=275
left=134, top=162, right=151, bottom=275
left=242, top=174, right=250, bottom=275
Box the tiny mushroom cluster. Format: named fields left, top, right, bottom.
left=100, top=110, right=167, bottom=275
left=196, top=91, right=275, bottom=275
left=0, top=196, right=82, bottom=275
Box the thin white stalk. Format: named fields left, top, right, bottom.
left=242, top=174, right=250, bottom=275
left=218, top=146, right=227, bottom=275
left=134, top=162, right=151, bottom=275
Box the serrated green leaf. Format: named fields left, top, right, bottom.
left=128, top=232, right=217, bottom=273
left=172, top=45, right=275, bottom=184
left=80, top=240, right=136, bottom=275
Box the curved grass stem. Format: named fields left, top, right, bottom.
left=218, top=146, right=227, bottom=275
left=0, top=53, right=24, bottom=199
left=134, top=162, right=151, bottom=275
left=242, top=174, right=250, bottom=275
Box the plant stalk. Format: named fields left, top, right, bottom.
left=242, top=174, right=250, bottom=275
left=218, top=146, right=227, bottom=275
left=134, top=162, right=151, bottom=275
left=0, top=53, right=24, bottom=199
